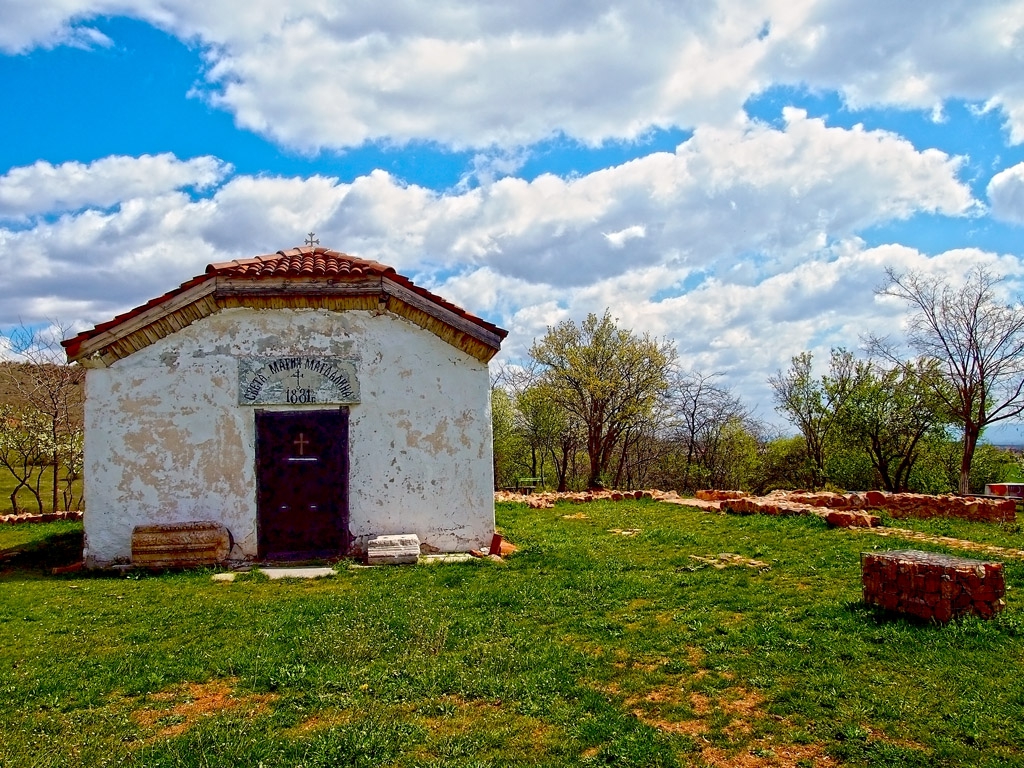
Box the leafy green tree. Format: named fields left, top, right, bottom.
left=712, top=417, right=764, bottom=491
left=490, top=386, right=521, bottom=490
left=514, top=383, right=567, bottom=485
left=838, top=359, right=952, bottom=491
left=769, top=350, right=859, bottom=490
left=876, top=268, right=1024, bottom=494
left=530, top=311, right=674, bottom=489
left=968, top=444, right=1019, bottom=493
left=493, top=362, right=585, bottom=490
left=821, top=441, right=876, bottom=492
left=749, top=435, right=814, bottom=494
left=905, top=436, right=958, bottom=494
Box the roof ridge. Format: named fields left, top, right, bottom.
left=63, top=246, right=507, bottom=365
left=206, top=247, right=398, bottom=277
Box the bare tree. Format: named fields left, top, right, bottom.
left=0, top=406, right=50, bottom=513
left=874, top=268, right=1024, bottom=494
left=666, top=370, right=748, bottom=493
left=0, top=322, right=84, bottom=511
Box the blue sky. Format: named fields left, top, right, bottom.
left=3, top=1, right=1024, bottom=438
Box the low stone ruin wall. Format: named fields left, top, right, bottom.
left=862, top=549, right=1006, bottom=622
left=495, top=487, right=1017, bottom=525
left=494, top=489, right=656, bottom=509
left=864, top=491, right=1016, bottom=523
left=712, top=490, right=1015, bottom=523
left=1, top=511, right=83, bottom=525
left=695, top=490, right=749, bottom=502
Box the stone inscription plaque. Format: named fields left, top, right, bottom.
left=238, top=357, right=360, bottom=406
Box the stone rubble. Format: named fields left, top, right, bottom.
left=689, top=553, right=770, bottom=570
left=495, top=488, right=1024, bottom=559
left=494, top=489, right=657, bottom=509
left=847, top=525, right=1024, bottom=560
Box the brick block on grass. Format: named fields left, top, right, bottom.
left=862, top=549, right=1005, bottom=623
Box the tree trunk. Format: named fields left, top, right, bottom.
left=556, top=445, right=569, bottom=492
left=9, top=484, right=23, bottom=515
left=960, top=427, right=980, bottom=495
left=51, top=448, right=59, bottom=513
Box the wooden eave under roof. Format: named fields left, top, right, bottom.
left=62, top=248, right=508, bottom=367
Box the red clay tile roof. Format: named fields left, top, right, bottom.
left=207, top=248, right=397, bottom=279
left=62, top=247, right=507, bottom=364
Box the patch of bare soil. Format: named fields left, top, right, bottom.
left=413, top=696, right=557, bottom=760
left=129, top=678, right=277, bottom=742
left=288, top=710, right=355, bottom=735
left=698, top=742, right=835, bottom=767
left=595, top=670, right=837, bottom=768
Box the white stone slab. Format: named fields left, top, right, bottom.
left=259, top=567, right=336, bottom=580
left=367, top=534, right=421, bottom=565
left=212, top=567, right=336, bottom=581
left=420, top=553, right=475, bottom=565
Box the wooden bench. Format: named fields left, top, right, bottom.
left=516, top=477, right=544, bottom=494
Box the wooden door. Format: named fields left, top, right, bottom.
left=255, top=409, right=349, bottom=560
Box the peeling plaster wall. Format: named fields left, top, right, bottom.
left=83, top=308, right=495, bottom=567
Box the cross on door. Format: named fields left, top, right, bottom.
left=293, top=433, right=310, bottom=456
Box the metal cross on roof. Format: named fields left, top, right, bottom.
left=304, top=232, right=320, bottom=247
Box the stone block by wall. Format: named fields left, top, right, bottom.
left=825, top=510, right=881, bottom=528
left=862, top=549, right=1006, bottom=623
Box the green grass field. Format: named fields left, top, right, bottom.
left=2, top=501, right=1024, bottom=767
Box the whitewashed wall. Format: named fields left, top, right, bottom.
left=83, top=307, right=495, bottom=566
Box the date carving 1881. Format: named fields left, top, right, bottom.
left=238, top=357, right=360, bottom=406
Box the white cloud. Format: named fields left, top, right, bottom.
left=436, top=241, right=1024, bottom=425
left=604, top=225, right=646, bottom=249
left=0, top=154, right=230, bottom=220
left=6, top=0, right=1024, bottom=150
left=0, top=109, right=974, bottom=316
left=0, top=118, right=981, bottom=418
left=421, top=110, right=974, bottom=286
left=0, top=0, right=115, bottom=52
left=988, top=162, right=1024, bottom=223
left=764, top=0, right=1024, bottom=142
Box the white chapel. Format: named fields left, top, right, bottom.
left=62, top=246, right=507, bottom=568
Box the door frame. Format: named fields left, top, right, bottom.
left=254, top=407, right=350, bottom=560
